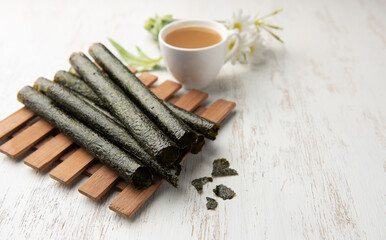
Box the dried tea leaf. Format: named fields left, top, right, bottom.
left=213, top=184, right=236, bottom=200
left=206, top=197, right=218, bottom=210
left=191, top=177, right=213, bottom=193
left=211, top=158, right=238, bottom=177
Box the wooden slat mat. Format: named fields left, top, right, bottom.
left=0, top=70, right=236, bottom=218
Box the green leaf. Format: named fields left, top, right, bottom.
left=108, top=38, right=163, bottom=72
left=138, top=62, right=159, bottom=72
left=136, top=46, right=152, bottom=60
left=144, top=14, right=175, bottom=42
left=108, top=38, right=145, bottom=63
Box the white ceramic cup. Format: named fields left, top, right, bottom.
left=159, top=19, right=240, bottom=89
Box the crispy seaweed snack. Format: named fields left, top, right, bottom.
left=211, top=158, right=238, bottom=177
left=191, top=177, right=213, bottom=193
left=68, top=66, right=80, bottom=76
left=34, top=78, right=179, bottom=187
left=163, top=101, right=220, bottom=140
left=206, top=197, right=218, bottom=210
left=213, top=184, right=236, bottom=200
left=69, top=52, right=179, bottom=166
left=17, top=86, right=152, bottom=189
left=53, top=72, right=215, bottom=147
left=54, top=71, right=101, bottom=105
left=190, top=134, right=205, bottom=154
left=53, top=74, right=121, bottom=126
left=89, top=43, right=197, bottom=148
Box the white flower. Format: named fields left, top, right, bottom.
left=228, top=31, right=255, bottom=64
left=226, top=9, right=255, bottom=33
left=226, top=9, right=266, bottom=65
left=247, top=34, right=266, bottom=65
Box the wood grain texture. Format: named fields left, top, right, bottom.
left=151, top=80, right=181, bottom=100
left=168, top=96, right=180, bottom=104
left=32, top=135, right=53, bottom=150
left=127, top=66, right=138, bottom=74
left=24, top=133, right=73, bottom=171
left=78, top=165, right=119, bottom=201
left=138, top=72, right=158, bottom=87
left=174, top=89, right=208, bottom=112
left=115, top=180, right=129, bottom=191
left=194, top=106, right=207, bottom=116
left=0, top=0, right=385, bottom=239
left=49, top=148, right=94, bottom=184
left=0, top=119, right=54, bottom=158
left=109, top=176, right=164, bottom=218
left=200, top=99, right=236, bottom=123
left=85, top=162, right=103, bottom=176
left=0, top=107, right=35, bottom=141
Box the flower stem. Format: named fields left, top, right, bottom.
left=257, top=8, right=283, bottom=20
left=260, top=25, right=284, bottom=44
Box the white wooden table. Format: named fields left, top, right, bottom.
left=0, top=0, right=385, bottom=239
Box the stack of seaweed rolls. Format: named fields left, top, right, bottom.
left=17, top=43, right=221, bottom=189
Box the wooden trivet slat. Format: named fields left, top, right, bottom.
left=201, top=99, right=236, bottom=123
left=0, top=70, right=235, bottom=218
left=49, top=148, right=94, bottom=184
left=137, top=72, right=158, bottom=86
left=78, top=165, right=119, bottom=201
left=24, top=133, right=73, bottom=171
left=151, top=80, right=181, bottom=100
left=0, top=119, right=54, bottom=158
left=0, top=107, right=35, bottom=141
left=174, top=89, right=208, bottom=112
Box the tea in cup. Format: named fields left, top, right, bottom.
left=159, top=19, right=240, bottom=89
